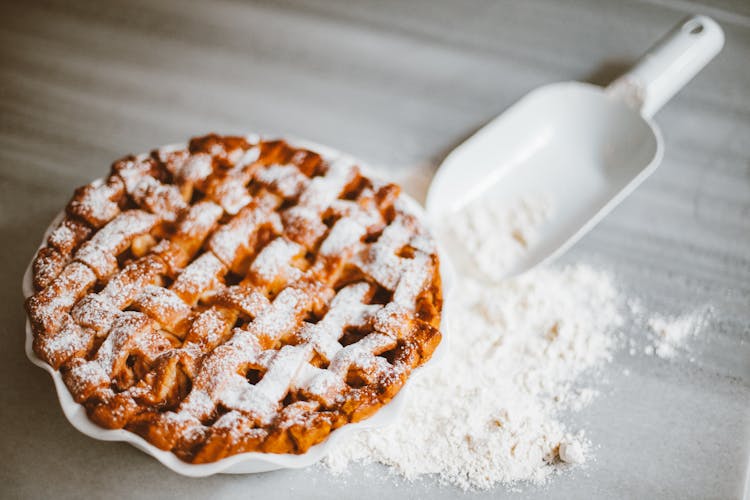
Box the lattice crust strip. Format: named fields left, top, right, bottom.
left=25, top=134, right=443, bottom=463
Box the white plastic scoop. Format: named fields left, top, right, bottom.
left=426, top=15, right=724, bottom=280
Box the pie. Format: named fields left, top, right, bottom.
left=25, top=134, right=443, bottom=463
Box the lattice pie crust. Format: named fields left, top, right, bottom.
left=25, top=134, right=442, bottom=463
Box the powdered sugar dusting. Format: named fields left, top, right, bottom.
left=293, top=283, right=382, bottom=403
left=36, top=314, right=93, bottom=367
left=208, top=200, right=282, bottom=268
left=171, top=252, right=225, bottom=304
left=223, top=344, right=313, bottom=425
left=249, top=238, right=304, bottom=284
left=299, top=158, right=356, bottom=210
left=319, top=218, right=366, bottom=257
left=180, top=152, right=214, bottom=183
left=393, top=253, right=431, bottom=307
left=255, top=164, right=310, bottom=198
left=74, top=210, right=158, bottom=278
left=354, top=214, right=421, bottom=290
left=27, top=134, right=443, bottom=461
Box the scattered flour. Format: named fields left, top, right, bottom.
left=647, top=311, right=707, bottom=359
left=324, top=265, right=621, bottom=489
left=628, top=298, right=708, bottom=360
left=323, top=192, right=709, bottom=490
left=323, top=194, right=624, bottom=489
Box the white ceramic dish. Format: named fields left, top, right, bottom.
left=22, top=137, right=453, bottom=477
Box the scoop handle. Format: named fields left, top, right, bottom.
left=607, top=15, right=724, bottom=118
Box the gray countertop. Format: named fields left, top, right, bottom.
left=1, top=0, right=749, bottom=498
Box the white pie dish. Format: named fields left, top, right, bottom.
left=22, top=137, right=453, bottom=477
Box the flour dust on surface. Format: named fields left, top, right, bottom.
left=323, top=191, right=709, bottom=490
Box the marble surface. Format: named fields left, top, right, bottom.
left=1, top=0, right=749, bottom=498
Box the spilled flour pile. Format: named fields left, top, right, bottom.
left=324, top=265, right=621, bottom=489
left=323, top=192, right=707, bottom=490
left=323, top=195, right=622, bottom=489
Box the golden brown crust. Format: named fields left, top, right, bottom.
left=25, top=134, right=442, bottom=463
